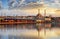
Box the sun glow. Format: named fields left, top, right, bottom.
left=22, top=7, right=57, bottom=16
left=0, top=7, right=58, bottom=16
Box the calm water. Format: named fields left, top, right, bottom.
left=0, top=23, right=60, bottom=39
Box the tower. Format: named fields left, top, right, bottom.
left=44, top=9, right=46, bottom=17
left=38, top=9, right=40, bottom=14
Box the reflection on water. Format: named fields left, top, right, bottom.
left=0, top=23, right=60, bottom=39
left=0, top=35, right=42, bottom=39
left=0, top=23, right=53, bottom=29
left=0, top=24, right=36, bottom=29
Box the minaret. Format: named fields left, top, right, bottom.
left=38, top=9, right=40, bottom=14
left=44, top=9, right=46, bottom=17
left=37, top=9, right=41, bottom=16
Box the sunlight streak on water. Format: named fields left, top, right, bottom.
left=0, top=28, right=59, bottom=39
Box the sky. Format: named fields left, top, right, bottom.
left=0, top=0, right=60, bottom=17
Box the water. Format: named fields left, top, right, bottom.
left=0, top=23, right=60, bottom=39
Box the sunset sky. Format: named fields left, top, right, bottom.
left=0, top=0, right=60, bottom=17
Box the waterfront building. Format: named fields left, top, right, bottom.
left=0, top=9, right=52, bottom=24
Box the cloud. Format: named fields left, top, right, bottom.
left=8, top=0, right=45, bottom=9
left=8, top=0, right=25, bottom=9
left=7, top=0, right=60, bottom=9
left=0, top=0, right=60, bottom=17
left=17, top=0, right=25, bottom=7
left=17, top=2, right=46, bottom=9
left=0, top=9, right=37, bottom=16
left=0, top=7, right=57, bottom=17
left=54, top=0, right=60, bottom=3
left=44, top=0, right=60, bottom=8
left=8, top=0, right=18, bottom=9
